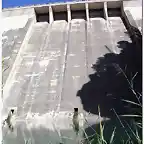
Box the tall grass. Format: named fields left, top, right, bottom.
left=88, top=107, right=142, bottom=144
left=89, top=65, right=142, bottom=144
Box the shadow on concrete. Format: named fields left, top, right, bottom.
left=77, top=26, right=142, bottom=118
left=78, top=26, right=142, bottom=143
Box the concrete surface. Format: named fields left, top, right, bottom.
left=2, top=1, right=142, bottom=144
left=2, top=17, right=34, bottom=86
left=2, top=8, right=35, bottom=87
left=123, top=0, right=142, bottom=32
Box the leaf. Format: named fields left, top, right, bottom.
left=121, top=99, right=141, bottom=107
left=120, top=115, right=142, bottom=118
left=131, top=72, right=138, bottom=82
left=109, top=127, right=116, bottom=144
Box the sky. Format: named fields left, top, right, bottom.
left=2, top=0, right=75, bottom=8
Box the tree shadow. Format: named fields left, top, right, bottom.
left=77, top=26, right=142, bottom=118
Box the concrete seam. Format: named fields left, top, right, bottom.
left=85, top=20, right=89, bottom=76
left=55, top=22, right=70, bottom=113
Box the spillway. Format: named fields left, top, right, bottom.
left=2, top=1, right=142, bottom=143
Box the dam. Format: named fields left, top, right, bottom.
left=2, top=0, right=142, bottom=143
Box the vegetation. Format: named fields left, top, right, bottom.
left=83, top=25, right=142, bottom=144
left=89, top=96, right=142, bottom=144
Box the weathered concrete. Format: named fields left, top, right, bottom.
left=61, top=19, right=87, bottom=112
left=2, top=8, right=35, bottom=86
left=2, top=1, right=142, bottom=143
left=123, top=0, right=142, bottom=33
left=3, top=111, right=85, bottom=144
left=87, top=17, right=112, bottom=75
left=2, top=17, right=33, bottom=86
left=2, top=8, right=34, bottom=17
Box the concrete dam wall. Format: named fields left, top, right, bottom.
left=2, top=0, right=142, bottom=143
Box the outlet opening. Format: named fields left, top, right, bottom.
left=108, top=8, right=121, bottom=17
left=53, top=11, right=67, bottom=21
left=35, top=6, right=49, bottom=23
left=74, top=108, right=78, bottom=112
left=71, top=10, right=86, bottom=20
left=89, top=9, right=104, bottom=18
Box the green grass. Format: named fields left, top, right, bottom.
left=88, top=66, right=142, bottom=144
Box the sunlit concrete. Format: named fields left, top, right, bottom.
left=2, top=0, right=142, bottom=143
